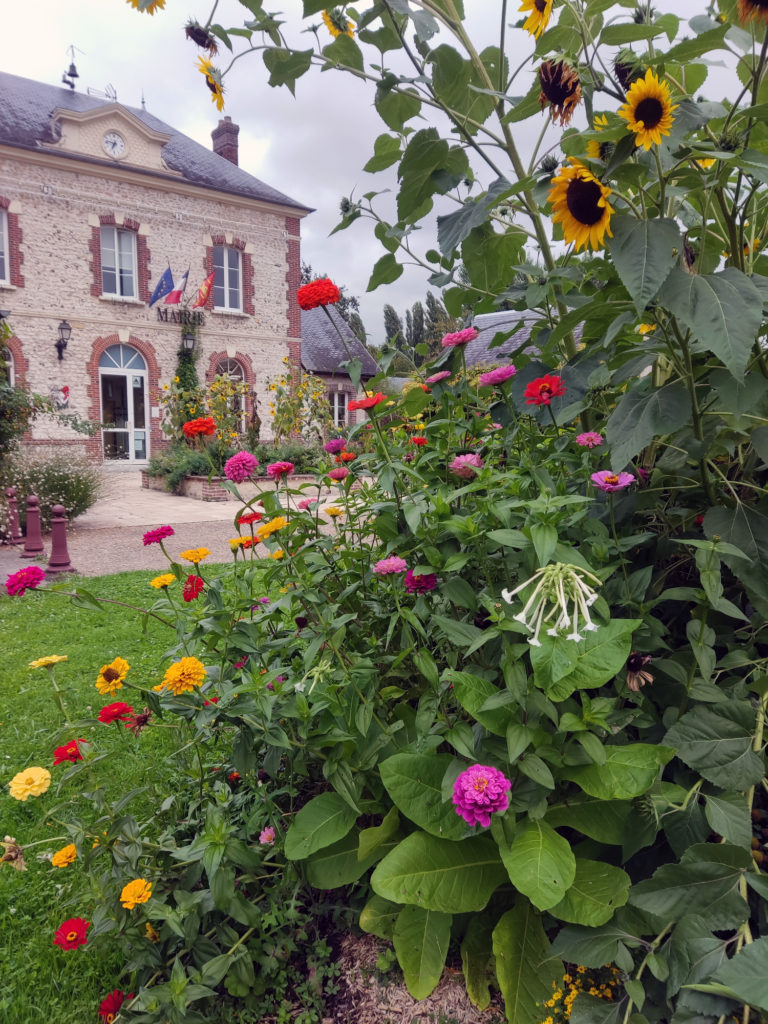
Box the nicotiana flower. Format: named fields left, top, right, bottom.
left=502, top=562, right=603, bottom=646
left=450, top=453, right=484, bottom=479
left=479, top=365, right=517, bottom=387
left=452, top=764, right=512, bottom=827
left=224, top=451, right=259, bottom=483
left=441, top=326, right=478, bottom=348
left=576, top=432, right=603, bottom=448
left=5, top=565, right=46, bottom=596
left=591, top=470, right=634, bottom=492
left=618, top=68, right=677, bottom=151
left=373, top=556, right=408, bottom=575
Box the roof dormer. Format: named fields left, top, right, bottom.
left=44, top=103, right=178, bottom=174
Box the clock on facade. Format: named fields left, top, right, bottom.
left=102, top=131, right=126, bottom=159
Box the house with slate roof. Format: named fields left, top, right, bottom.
left=0, top=69, right=318, bottom=464
left=300, top=306, right=379, bottom=428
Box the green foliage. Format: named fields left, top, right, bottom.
left=1, top=450, right=102, bottom=530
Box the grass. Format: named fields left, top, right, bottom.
left=0, top=569, right=201, bottom=1023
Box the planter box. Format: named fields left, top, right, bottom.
left=140, top=471, right=320, bottom=502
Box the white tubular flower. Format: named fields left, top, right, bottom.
left=502, top=563, right=602, bottom=645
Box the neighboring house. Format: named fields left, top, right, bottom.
left=300, top=306, right=379, bottom=428
left=0, top=70, right=311, bottom=466
left=464, top=310, right=539, bottom=368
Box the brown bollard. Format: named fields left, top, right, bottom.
left=20, top=493, right=45, bottom=559
left=47, top=504, right=75, bottom=575
left=5, top=487, right=24, bottom=545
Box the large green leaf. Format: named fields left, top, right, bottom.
left=304, top=829, right=387, bottom=889
left=397, top=128, right=468, bottom=222
left=530, top=620, right=641, bottom=700
left=367, top=253, right=403, bottom=291
left=708, top=936, right=768, bottom=1011
left=607, top=216, right=682, bottom=314
left=448, top=670, right=516, bottom=736
left=393, top=905, right=452, bottom=999
left=499, top=820, right=576, bottom=911
left=262, top=47, right=313, bottom=95
left=665, top=915, right=727, bottom=998
left=437, top=176, right=512, bottom=255
left=322, top=33, right=364, bottom=72
left=461, top=911, right=495, bottom=1011
left=428, top=44, right=497, bottom=135
left=359, top=893, right=401, bottom=940
left=379, top=753, right=466, bottom=840
left=371, top=831, right=506, bottom=912
left=493, top=901, right=564, bottom=1024
left=549, top=859, right=630, bottom=927
left=284, top=792, right=358, bottom=860
left=703, top=794, right=751, bottom=848
left=358, top=806, right=401, bottom=860
left=375, top=86, right=421, bottom=131
left=564, top=744, right=674, bottom=800
left=658, top=266, right=762, bottom=379
left=546, top=798, right=633, bottom=845
left=705, top=505, right=768, bottom=615
left=663, top=701, right=765, bottom=791
left=605, top=378, right=692, bottom=472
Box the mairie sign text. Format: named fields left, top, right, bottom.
left=156, top=309, right=205, bottom=325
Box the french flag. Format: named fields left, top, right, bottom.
left=165, top=268, right=189, bottom=305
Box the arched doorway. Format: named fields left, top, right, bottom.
left=99, top=344, right=149, bottom=462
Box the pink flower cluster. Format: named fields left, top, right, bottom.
left=5, top=565, right=46, bottom=596
left=142, top=525, right=175, bottom=547
left=329, top=467, right=348, bottom=482
left=479, top=364, right=516, bottom=387
left=452, top=764, right=512, bottom=827
left=441, top=327, right=479, bottom=348
left=450, top=453, right=484, bottom=479
left=373, top=556, right=408, bottom=576
left=404, top=570, right=437, bottom=594
left=224, top=451, right=259, bottom=483
left=267, top=461, right=294, bottom=480
left=298, top=498, right=318, bottom=510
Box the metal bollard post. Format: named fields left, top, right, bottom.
left=20, top=493, right=45, bottom=559
left=47, top=504, right=75, bottom=575
left=5, top=487, right=24, bottom=545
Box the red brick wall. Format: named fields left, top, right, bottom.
left=0, top=197, right=25, bottom=288
left=3, top=334, right=28, bottom=388
left=285, top=216, right=301, bottom=388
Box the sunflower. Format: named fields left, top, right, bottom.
left=519, top=0, right=553, bottom=39
left=322, top=8, right=355, bottom=38
left=738, top=0, right=768, bottom=25
left=618, top=68, right=677, bottom=151
left=548, top=160, right=614, bottom=252
left=196, top=56, right=225, bottom=113
left=586, top=114, right=613, bottom=161
left=126, top=0, right=166, bottom=13
left=538, top=61, right=582, bottom=127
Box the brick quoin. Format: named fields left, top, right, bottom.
left=284, top=216, right=301, bottom=388
left=0, top=197, right=25, bottom=288
left=85, top=334, right=163, bottom=462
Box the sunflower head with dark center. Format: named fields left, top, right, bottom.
left=634, top=97, right=664, bottom=129
left=535, top=0, right=547, bottom=10
left=102, top=667, right=120, bottom=682
left=566, top=177, right=605, bottom=225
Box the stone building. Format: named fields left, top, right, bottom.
left=0, top=69, right=313, bottom=466
left=300, top=306, right=379, bottom=428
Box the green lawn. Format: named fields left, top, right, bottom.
left=0, top=569, right=206, bottom=1022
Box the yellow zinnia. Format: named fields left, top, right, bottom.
left=618, top=68, right=677, bottom=151
left=95, top=657, right=130, bottom=696
left=9, top=766, right=51, bottom=801
left=519, top=0, right=553, bottom=39
left=548, top=160, right=614, bottom=251
left=51, top=843, right=77, bottom=868
left=324, top=506, right=344, bottom=517
left=179, top=547, right=210, bottom=565
left=197, top=56, right=225, bottom=112
left=160, top=657, right=207, bottom=696
left=256, top=516, right=288, bottom=542
left=150, top=574, right=176, bottom=590
left=120, top=877, right=153, bottom=909
left=270, top=549, right=285, bottom=560
left=29, top=655, right=68, bottom=669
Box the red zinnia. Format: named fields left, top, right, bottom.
left=348, top=392, right=386, bottom=411
left=53, top=739, right=86, bottom=765
left=524, top=374, right=567, bottom=406
left=297, top=277, right=341, bottom=310
left=328, top=467, right=348, bottom=481
left=238, top=512, right=263, bottom=526
left=98, top=702, right=134, bottom=725
left=336, top=451, right=356, bottom=462
left=182, top=416, right=216, bottom=438
left=410, top=436, right=427, bottom=446
left=183, top=575, right=204, bottom=602
left=99, top=989, right=133, bottom=1022
left=53, top=916, right=90, bottom=950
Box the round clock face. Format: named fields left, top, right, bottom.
left=103, top=131, right=126, bottom=158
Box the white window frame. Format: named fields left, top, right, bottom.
left=2, top=346, right=13, bottom=387
left=100, top=226, right=137, bottom=298
left=0, top=209, right=9, bottom=286
left=331, top=390, right=348, bottom=428
left=213, top=245, right=242, bottom=312
left=215, top=358, right=247, bottom=433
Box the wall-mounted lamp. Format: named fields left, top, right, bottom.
left=181, top=330, right=196, bottom=351
left=55, top=320, right=72, bottom=361
left=0, top=310, right=10, bottom=321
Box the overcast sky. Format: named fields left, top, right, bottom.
left=2, top=1, right=734, bottom=344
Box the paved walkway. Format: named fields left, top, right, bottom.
left=1, top=470, right=337, bottom=579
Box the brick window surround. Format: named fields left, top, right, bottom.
left=202, top=237, right=254, bottom=315
left=284, top=216, right=301, bottom=387
left=89, top=214, right=151, bottom=302
left=206, top=350, right=258, bottom=428
left=85, top=334, right=162, bottom=461
left=0, top=197, right=25, bottom=288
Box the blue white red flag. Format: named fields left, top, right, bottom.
left=165, top=268, right=189, bottom=306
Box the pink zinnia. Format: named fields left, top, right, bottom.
left=298, top=498, right=318, bottom=510
left=450, top=453, right=484, bottom=479
left=267, top=461, right=294, bottom=479
left=442, top=327, right=479, bottom=348
left=576, top=432, right=603, bottom=448
left=452, top=764, right=512, bottom=828
left=479, top=365, right=516, bottom=386
left=404, top=570, right=437, bottom=594
left=373, top=556, right=408, bottom=575
left=592, top=470, right=635, bottom=492
left=259, top=826, right=276, bottom=845
left=5, top=565, right=46, bottom=596
left=328, top=467, right=349, bottom=481
left=142, top=525, right=175, bottom=547
left=225, top=451, right=259, bottom=483
left=324, top=438, right=346, bottom=454
left=425, top=370, right=452, bottom=384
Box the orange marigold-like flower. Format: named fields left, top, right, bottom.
left=120, top=877, right=153, bottom=909
left=159, top=657, right=207, bottom=696
left=51, top=843, right=77, bottom=868
left=297, top=278, right=341, bottom=310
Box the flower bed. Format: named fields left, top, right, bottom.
left=140, top=470, right=319, bottom=502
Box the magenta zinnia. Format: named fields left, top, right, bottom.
left=224, top=451, right=259, bottom=483
left=404, top=570, right=437, bottom=594
left=267, top=460, right=295, bottom=479
left=452, top=764, right=512, bottom=827
left=442, top=327, right=478, bottom=348
left=142, top=525, right=174, bottom=547
left=479, top=365, right=517, bottom=387
left=329, top=467, right=349, bottom=481
left=576, top=432, right=603, bottom=448
left=5, top=565, right=46, bottom=596
left=425, top=370, right=452, bottom=384
left=450, top=453, right=484, bottom=479
left=373, top=556, right=408, bottom=575
left=324, top=438, right=346, bottom=454
left=592, top=470, right=634, bottom=492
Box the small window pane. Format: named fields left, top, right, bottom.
left=212, top=245, right=242, bottom=310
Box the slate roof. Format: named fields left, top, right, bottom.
left=464, top=310, right=539, bottom=367
left=0, top=71, right=310, bottom=212
left=301, top=306, right=379, bottom=379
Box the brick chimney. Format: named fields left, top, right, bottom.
left=211, top=116, right=239, bottom=166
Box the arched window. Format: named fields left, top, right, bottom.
left=1, top=345, right=14, bottom=387
left=215, top=358, right=247, bottom=432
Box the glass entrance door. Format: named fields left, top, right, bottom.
left=99, top=345, right=149, bottom=463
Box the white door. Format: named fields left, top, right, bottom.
left=99, top=345, right=149, bottom=463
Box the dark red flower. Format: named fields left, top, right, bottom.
left=53, top=916, right=90, bottom=950
left=53, top=739, right=86, bottom=765
left=142, top=525, right=175, bottom=547
left=234, top=656, right=248, bottom=669
left=227, top=771, right=241, bottom=785
left=523, top=374, right=567, bottom=406
left=204, top=696, right=219, bottom=706
left=183, top=575, right=204, bottom=602
left=348, top=392, right=386, bottom=411
left=98, top=702, right=134, bottom=725
left=297, top=277, right=341, bottom=310
left=98, top=989, right=133, bottom=1022
left=123, top=708, right=152, bottom=736
left=404, top=570, right=438, bottom=594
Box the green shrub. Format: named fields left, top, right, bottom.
left=147, top=440, right=324, bottom=492
left=1, top=450, right=102, bottom=531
